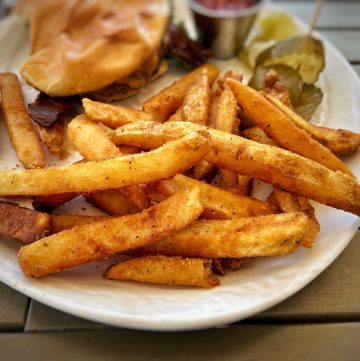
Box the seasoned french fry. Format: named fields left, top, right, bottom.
left=68, top=115, right=121, bottom=161
left=0, top=202, right=52, bottom=243
left=267, top=188, right=319, bottom=248
left=243, top=126, right=277, bottom=146
left=0, top=132, right=210, bottom=196
left=68, top=114, right=149, bottom=210
left=263, top=92, right=360, bottom=156
left=142, top=64, right=220, bottom=122
left=111, top=120, right=360, bottom=216
left=244, top=125, right=319, bottom=248
left=86, top=189, right=139, bottom=216
left=32, top=192, right=78, bottom=212
left=52, top=214, right=108, bottom=233
left=82, top=98, right=153, bottom=129
left=167, top=104, right=183, bottom=122
left=227, top=79, right=354, bottom=176
left=149, top=174, right=275, bottom=218
left=19, top=188, right=204, bottom=278
left=35, top=118, right=65, bottom=155
left=104, top=256, right=220, bottom=288
left=182, top=70, right=211, bottom=125
left=0, top=72, right=45, bottom=169
left=134, top=213, right=309, bottom=258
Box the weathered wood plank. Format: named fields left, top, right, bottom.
left=1, top=324, right=360, bottom=361
left=255, top=234, right=360, bottom=321
left=277, top=1, right=360, bottom=29
left=0, top=282, right=28, bottom=331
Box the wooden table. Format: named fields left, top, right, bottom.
left=1, top=1, right=360, bottom=360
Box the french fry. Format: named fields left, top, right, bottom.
left=244, top=125, right=319, bottom=248
left=0, top=202, right=52, bottom=243
left=149, top=174, right=275, bottom=218
left=32, top=192, right=78, bottom=212
left=68, top=114, right=150, bottom=210
left=82, top=98, right=153, bottom=129
left=68, top=115, right=121, bottom=161
left=182, top=70, right=211, bottom=125
left=142, top=64, right=220, bottom=122
left=242, top=126, right=277, bottom=146
left=263, top=92, right=360, bottom=156
left=227, top=79, right=354, bottom=177
left=52, top=214, right=108, bottom=233
left=35, top=118, right=65, bottom=155
left=0, top=72, right=45, bottom=169
left=86, top=189, right=139, bottom=216
left=134, top=213, right=309, bottom=258
left=0, top=132, right=210, bottom=196
left=167, top=104, right=183, bottom=122
left=104, top=256, right=220, bottom=288
left=267, top=188, right=319, bottom=248
left=18, top=188, right=204, bottom=278
left=111, top=120, right=360, bottom=216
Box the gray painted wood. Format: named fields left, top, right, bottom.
left=25, top=300, right=110, bottom=331
left=0, top=282, right=28, bottom=330
left=1, top=324, right=360, bottom=361
left=277, top=1, right=360, bottom=29
left=254, top=234, right=360, bottom=321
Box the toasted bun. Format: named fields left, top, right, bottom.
left=15, top=0, right=169, bottom=96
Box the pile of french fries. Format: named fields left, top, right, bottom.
left=1, top=64, right=360, bottom=288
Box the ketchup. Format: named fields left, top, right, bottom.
left=194, top=0, right=257, bottom=11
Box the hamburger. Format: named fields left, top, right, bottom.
left=14, top=0, right=169, bottom=101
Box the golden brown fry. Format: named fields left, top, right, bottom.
left=0, top=72, right=45, bottom=169
left=68, top=115, right=150, bottom=210
left=182, top=70, right=211, bottom=125
left=224, top=257, right=254, bottom=270
left=32, top=192, right=78, bottom=212
left=18, top=188, right=204, bottom=278
left=68, top=115, right=121, bottom=161
left=263, top=92, right=360, bottom=156
left=0, top=202, right=52, bottom=243
left=111, top=120, right=360, bottom=216
left=167, top=104, right=183, bottom=122
left=243, top=126, right=276, bottom=146
left=134, top=213, right=308, bottom=258
left=82, top=98, right=153, bottom=129
left=142, top=64, right=220, bottom=122
left=149, top=174, right=275, bottom=218
left=267, top=188, right=319, bottom=248
left=104, top=256, right=220, bottom=288
left=0, top=132, right=210, bottom=196
left=227, top=79, right=354, bottom=177
left=35, top=118, right=64, bottom=155
left=86, top=189, right=139, bottom=216
left=52, top=214, right=108, bottom=233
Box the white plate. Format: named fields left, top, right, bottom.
left=0, top=11, right=360, bottom=331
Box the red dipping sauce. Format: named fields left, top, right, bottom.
left=194, top=0, right=258, bottom=11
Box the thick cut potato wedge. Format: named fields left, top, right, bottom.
left=86, top=189, right=139, bottom=216
left=0, top=72, right=45, bottom=169
left=263, top=92, right=360, bottom=156
left=0, top=202, right=52, bottom=243
left=134, top=213, right=308, bottom=258
left=142, top=64, right=219, bottom=122
left=82, top=98, right=153, bottom=129
left=68, top=115, right=121, bottom=160
left=243, top=127, right=277, bottom=146
left=0, top=132, right=210, bottom=196
left=68, top=115, right=148, bottom=210
left=227, top=79, right=353, bottom=176
left=268, top=188, right=319, bottom=248
left=18, top=188, right=204, bottom=278
left=32, top=192, right=78, bottom=212
left=104, top=256, right=220, bottom=288
left=111, top=121, right=360, bottom=216
left=182, top=70, right=211, bottom=125
left=149, top=174, right=275, bottom=218
left=52, top=214, right=108, bottom=233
